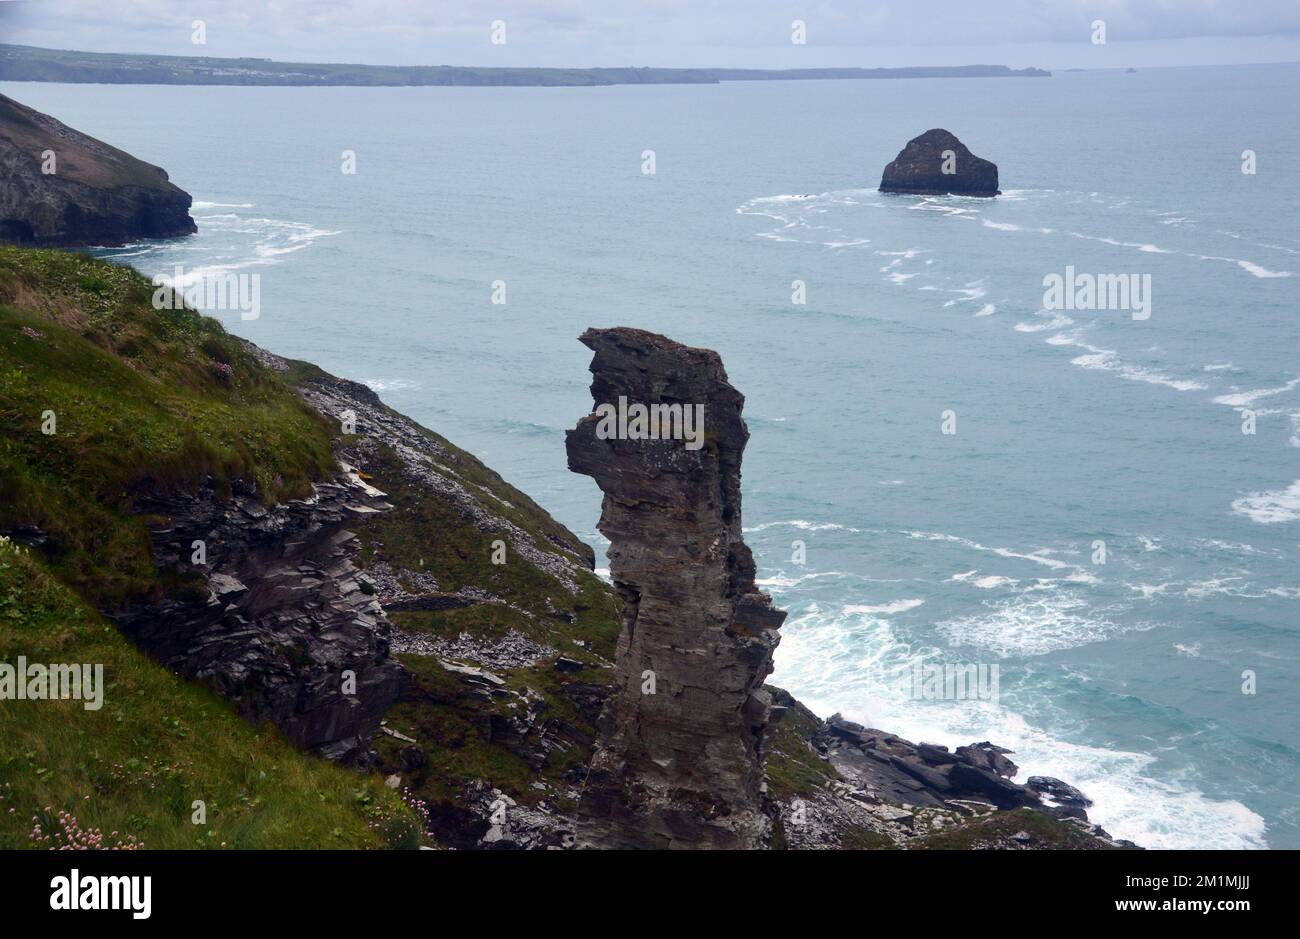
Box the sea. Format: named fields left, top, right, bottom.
left=5, top=62, right=1298, bottom=849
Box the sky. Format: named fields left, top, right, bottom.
left=1, top=0, right=1298, bottom=70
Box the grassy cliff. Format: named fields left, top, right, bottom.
left=0, top=536, right=419, bottom=849
left=0, top=245, right=621, bottom=848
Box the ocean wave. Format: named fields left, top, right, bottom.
left=744, top=519, right=861, bottom=534
left=936, top=592, right=1147, bottom=657
left=844, top=599, right=925, bottom=615
left=950, top=570, right=1020, bottom=589
left=904, top=529, right=1084, bottom=575
left=1211, top=376, right=1300, bottom=407
left=1231, top=479, right=1300, bottom=524
left=1067, top=231, right=1172, bottom=254
left=755, top=570, right=855, bottom=589
left=1236, top=260, right=1293, bottom=278
left=1014, top=313, right=1073, bottom=332
left=1068, top=346, right=1206, bottom=392
left=771, top=602, right=1264, bottom=848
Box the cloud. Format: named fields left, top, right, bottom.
left=2, top=0, right=1299, bottom=66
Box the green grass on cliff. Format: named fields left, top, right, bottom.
left=0, top=245, right=622, bottom=848
left=913, top=807, right=1116, bottom=850
left=350, top=438, right=621, bottom=662
left=763, top=694, right=840, bottom=800
left=0, top=246, right=418, bottom=847
left=0, top=537, right=420, bottom=849
left=0, top=246, right=335, bottom=607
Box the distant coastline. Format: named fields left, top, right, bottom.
left=0, top=43, right=1050, bottom=87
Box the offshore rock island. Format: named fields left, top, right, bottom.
left=880, top=128, right=1001, bottom=197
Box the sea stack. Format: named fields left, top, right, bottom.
left=879, top=128, right=1000, bottom=197
left=566, top=327, right=786, bottom=849
left=0, top=92, right=196, bottom=247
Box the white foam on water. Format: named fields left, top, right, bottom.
left=1068, top=231, right=1172, bottom=254
left=755, top=570, right=855, bottom=589
left=1211, top=376, right=1300, bottom=407
left=904, top=529, right=1089, bottom=577
left=1070, top=352, right=1201, bottom=391
left=844, top=598, right=925, bottom=615
left=935, top=591, right=1148, bottom=657
left=770, top=602, right=1266, bottom=849
left=744, top=519, right=861, bottom=534
left=949, top=570, right=1019, bottom=589
left=1067, top=345, right=1207, bottom=392
left=1232, top=479, right=1300, bottom=524
left=1184, top=575, right=1253, bottom=599
left=1237, top=260, right=1293, bottom=278
left=1015, top=313, right=1073, bottom=332
left=974, top=303, right=997, bottom=317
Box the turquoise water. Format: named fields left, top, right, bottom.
left=6, top=63, right=1298, bottom=848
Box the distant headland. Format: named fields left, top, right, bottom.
left=0, top=43, right=1050, bottom=87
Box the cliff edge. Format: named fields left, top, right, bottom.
left=0, top=93, right=196, bottom=247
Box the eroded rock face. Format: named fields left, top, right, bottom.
left=112, top=466, right=402, bottom=763
left=879, top=128, right=1000, bottom=197
left=566, top=327, right=786, bottom=848
left=0, top=93, right=195, bottom=247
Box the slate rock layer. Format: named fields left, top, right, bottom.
left=566, top=327, right=786, bottom=849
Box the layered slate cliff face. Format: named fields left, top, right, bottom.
left=0, top=247, right=615, bottom=776
left=0, top=93, right=196, bottom=247
left=566, top=327, right=786, bottom=849
left=879, top=128, right=1000, bottom=197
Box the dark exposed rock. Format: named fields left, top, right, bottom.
left=391, top=628, right=558, bottom=671
left=955, top=741, right=1019, bottom=778
left=1028, top=775, right=1094, bottom=810
left=0, top=93, right=196, bottom=246
left=111, top=464, right=403, bottom=763
left=879, top=128, right=1000, bottom=197
left=295, top=361, right=597, bottom=592
left=811, top=719, right=1057, bottom=816
left=566, top=327, right=786, bottom=849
